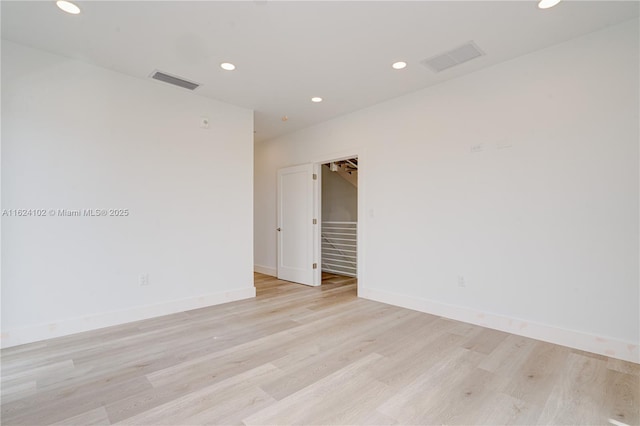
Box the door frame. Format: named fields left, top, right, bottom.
left=312, top=149, right=363, bottom=293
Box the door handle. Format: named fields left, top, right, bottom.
left=276, top=227, right=281, bottom=232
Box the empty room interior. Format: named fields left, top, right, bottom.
left=1, top=1, right=639, bottom=425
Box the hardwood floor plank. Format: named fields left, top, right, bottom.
left=180, top=386, right=275, bottom=426
left=107, top=345, right=288, bottom=423
left=462, top=328, right=510, bottom=355
left=114, top=363, right=281, bottom=425
left=243, top=352, right=387, bottom=425
left=355, top=410, right=398, bottom=426
left=537, top=352, right=610, bottom=425
left=3, top=375, right=152, bottom=425
left=371, top=330, right=465, bottom=390
left=2, top=359, right=75, bottom=383
left=602, top=368, right=640, bottom=426
left=501, top=340, right=572, bottom=407
left=376, top=347, right=486, bottom=424
left=423, top=367, right=511, bottom=425
left=51, top=406, right=110, bottom=426
left=608, top=357, right=640, bottom=376
left=1, top=273, right=637, bottom=425
left=459, top=392, right=541, bottom=425
left=0, top=380, right=37, bottom=405
left=478, top=334, right=537, bottom=376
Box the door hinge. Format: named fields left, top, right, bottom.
left=313, top=218, right=317, bottom=225
left=313, top=263, right=318, bottom=269
left=312, top=173, right=317, bottom=180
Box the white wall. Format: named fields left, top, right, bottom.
left=254, top=20, right=639, bottom=362
left=322, top=167, right=357, bottom=222
left=1, top=41, right=255, bottom=347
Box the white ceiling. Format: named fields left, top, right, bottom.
left=2, top=1, right=638, bottom=142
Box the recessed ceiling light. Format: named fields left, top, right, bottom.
left=282, top=115, right=288, bottom=122
left=392, top=61, right=407, bottom=70
left=56, top=0, right=81, bottom=14
left=538, top=0, right=561, bottom=9
left=311, top=97, right=323, bottom=103
left=220, top=62, right=236, bottom=71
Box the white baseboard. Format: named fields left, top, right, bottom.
left=1, top=287, right=256, bottom=349
left=254, top=264, right=277, bottom=277
left=359, top=287, right=639, bottom=364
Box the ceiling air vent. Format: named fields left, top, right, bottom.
left=421, top=41, right=485, bottom=73
left=150, top=70, right=200, bottom=90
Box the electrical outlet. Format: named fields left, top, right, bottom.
left=139, top=273, right=150, bottom=286
left=457, top=275, right=466, bottom=288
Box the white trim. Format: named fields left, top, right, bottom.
left=254, top=264, right=277, bottom=277
left=359, top=287, right=639, bottom=364
left=0, top=287, right=256, bottom=349
left=313, top=163, right=322, bottom=286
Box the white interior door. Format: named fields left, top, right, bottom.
left=277, top=163, right=319, bottom=286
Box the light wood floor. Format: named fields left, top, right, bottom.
left=2, top=273, right=638, bottom=425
